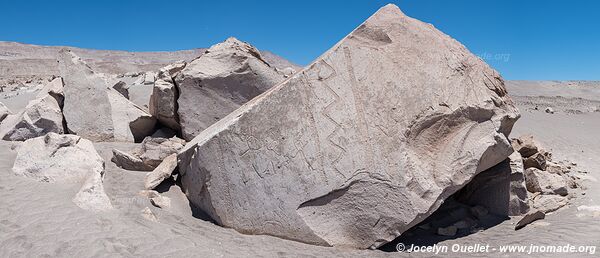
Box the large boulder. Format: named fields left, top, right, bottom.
left=12, top=133, right=104, bottom=183
left=149, top=62, right=186, bottom=130
left=1, top=93, right=65, bottom=141
left=57, top=49, right=156, bottom=142
left=178, top=4, right=519, bottom=249
left=175, top=37, right=286, bottom=140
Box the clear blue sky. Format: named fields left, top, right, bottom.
left=1, top=0, right=599, bottom=80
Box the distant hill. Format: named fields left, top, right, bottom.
left=0, top=41, right=302, bottom=85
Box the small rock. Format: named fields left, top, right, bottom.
left=511, top=135, right=539, bottom=158
left=545, top=107, right=555, bottom=114
left=523, top=152, right=547, bottom=170
left=111, top=149, right=153, bottom=171
left=145, top=154, right=178, bottom=190
left=437, top=226, right=457, bottom=236
left=515, top=210, right=545, bottom=230
left=141, top=207, right=158, bottom=222
left=0, top=102, right=11, bottom=123
left=532, top=195, right=568, bottom=213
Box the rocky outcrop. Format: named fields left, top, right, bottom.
left=112, top=136, right=185, bottom=171
left=12, top=133, right=104, bottom=183
left=175, top=37, right=286, bottom=140
left=178, top=4, right=519, bottom=249
left=145, top=153, right=178, bottom=190
left=57, top=49, right=156, bottom=142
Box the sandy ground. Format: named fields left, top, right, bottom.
left=1, top=81, right=599, bottom=257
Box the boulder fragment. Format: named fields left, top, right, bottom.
left=145, top=153, right=178, bottom=190
left=178, top=4, right=519, bottom=249
left=175, top=37, right=286, bottom=140
left=511, top=135, right=539, bottom=158
left=149, top=62, right=186, bottom=131
left=111, top=136, right=185, bottom=171
left=523, top=152, right=547, bottom=170
left=531, top=194, right=568, bottom=213
left=57, top=49, right=156, bottom=142
left=12, top=133, right=104, bottom=183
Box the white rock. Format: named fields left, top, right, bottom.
left=1, top=94, right=65, bottom=141
left=72, top=170, right=113, bottom=212
left=12, top=133, right=104, bottom=183
left=145, top=153, right=178, bottom=190
left=57, top=49, right=156, bottom=142
left=178, top=4, right=519, bottom=249
left=175, top=37, right=286, bottom=140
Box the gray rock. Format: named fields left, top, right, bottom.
left=111, top=136, right=185, bottom=171
left=523, top=152, right=547, bottom=170
left=515, top=209, right=545, bottom=230
left=175, top=37, right=286, bottom=140
left=178, top=4, right=519, bottom=249
left=524, top=167, right=568, bottom=196
left=149, top=62, right=186, bottom=131
left=545, top=107, right=555, bottom=114
left=57, top=49, right=156, bottom=142
left=111, top=148, right=154, bottom=171
left=138, top=136, right=185, bottom=168
left=112, top=81, right=129, bottom=99
left=531, top=194, right=568, bottom=213
left=145, top=153, right=178, bottom=190
left=511, top=135, right=539, bottom=158
left=12, top=133, right=104, bottom=183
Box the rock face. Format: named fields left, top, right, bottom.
left=178, top=4, right=519, bottom=249
left=149, top=62, right=186, bottom=131
left=57, top=49, right=156, bottom=142
left=175, top=37, right=286, bottom=140
left=12, top=133, right=104, bottom=183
